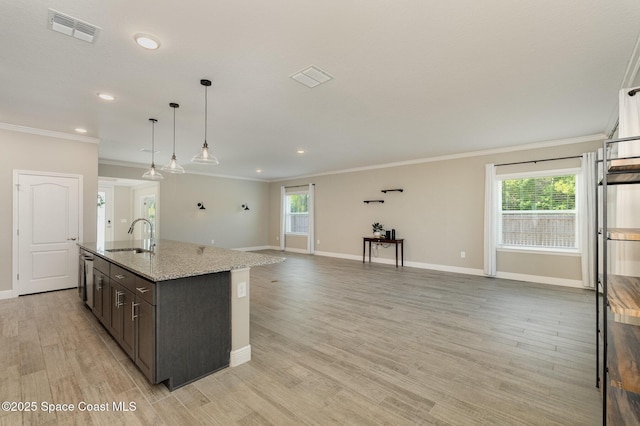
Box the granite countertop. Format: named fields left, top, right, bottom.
left=78, top=239, right=285, bottom=282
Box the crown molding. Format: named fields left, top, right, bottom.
left=270, top=133, right=606, bottom=182
left=0, top=122, right=100, bottom=144
left=98, top=159, right=270, bottom=183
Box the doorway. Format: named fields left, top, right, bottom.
left=97, top=184, right=114, bottom=250
left=13, top=170, right=82, bottom=296
left=97, top=178, right=159, bottom=243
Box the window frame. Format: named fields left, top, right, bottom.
left=496, top=167, right=581, bottom=254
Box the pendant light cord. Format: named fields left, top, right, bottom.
left=173, top=107, right=176, bottom=154
left=204, top=83, right=208, bottom=145
left=151, top=120, right=155, bottom=165
left=150, top=118, right=157, bottom=165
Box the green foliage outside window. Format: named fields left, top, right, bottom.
left=288, top=194, right=309, bottom=213
left=501, top=175, right=576, bottom=211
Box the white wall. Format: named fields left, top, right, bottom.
left=113, top=185, right=133, bottom=241
left=0, top=127, right=98, bottom=293
left=98, top=164, right=270, bottom=249
left=269, top=138, right=603, bottom=286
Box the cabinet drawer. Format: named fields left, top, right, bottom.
left=93, top=256, right=110, bottom=275
left=110, top=264, right=135, bottom=287
left=133, top=276, right=155, bottom=305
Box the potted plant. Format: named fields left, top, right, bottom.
left=372, top=222, right=384, bottom=238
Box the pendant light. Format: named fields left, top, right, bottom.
left=191, top=79, right=220, bottom=165
left=142, top=118, right=163, bottom=180
left=161, top=102, right=186, bottom=174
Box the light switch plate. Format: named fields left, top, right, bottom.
left=237, top=282, right=247, bottom=298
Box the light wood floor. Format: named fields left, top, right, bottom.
left=0, top=251, right=601, bottom=425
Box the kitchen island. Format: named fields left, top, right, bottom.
left=78, top=239, right=284, bottom=390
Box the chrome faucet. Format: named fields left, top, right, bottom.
left=128, top=218, right=155, bottom=250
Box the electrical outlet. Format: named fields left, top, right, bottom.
left=237, top=282, right=247, bottom=298
left=276, top=236, right=279, bottom=241
left=460, top=251, right=466, bottom=258
left=211, top=239, right=215, bottom=245
left=317, top=239, right=320, bottom=245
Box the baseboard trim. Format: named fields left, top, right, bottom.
left=281, top=247, right=310, bottom=254
left=233, top=245, right=271, bottom=252
left=313, top=250, right=584, bottom=288
left=495, top=271, right=584, bottom=288
left=230, top=345, right=251, bottom=367
left=0, top=290, right=15, bottom=300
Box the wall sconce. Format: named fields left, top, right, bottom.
left=197, top=202, right=206, bottom=210
left=241, top=203, right=250, bottom=211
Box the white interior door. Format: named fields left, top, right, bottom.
left=16, top=172, right=81, bottom=295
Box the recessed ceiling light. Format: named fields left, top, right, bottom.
left=134, top=33, right=160, bottom=50
left=74, top=128, right=87, bottom=133
left=256, top=169, right=262, bottom=173
left=97, top=93, right=115, bottom=101
left=297, top=150, right=305, bottom=154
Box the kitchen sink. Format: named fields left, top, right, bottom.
left=105, top=248, right=152, bottom=254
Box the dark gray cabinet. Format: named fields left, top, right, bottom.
left=108, top=264, right=136, bottom=358
left=134, top=296, right=155, bottom=381
left=84, top=254, right=230, bottom=390
left=92, top=256, right=111, bottom=327
left=109, top=282, right=124, bottom=341
left=110, top=281, right=135, bottom=359
left=93, top=269, right=110, bottom=327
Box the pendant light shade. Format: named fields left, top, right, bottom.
left=162, top=102, right=185, bottom=174
left=142, top=118, right=163, bottom=180
left=192, top=79, right=220, bottom=165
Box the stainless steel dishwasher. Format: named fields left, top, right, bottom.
left=78, top=251, right=94, bottom=307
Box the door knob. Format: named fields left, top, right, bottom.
left=67, top=237, right=77, bottom=241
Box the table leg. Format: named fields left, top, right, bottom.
left=363, top=239, right=365, bottom=263
left=401, top=241, right=404, bottom=266
left=395, top=242, right=398, bottom=268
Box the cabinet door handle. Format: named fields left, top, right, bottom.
left=115, top=290, right=123, bottom=308
left=132, top=302, right=140, bottom=320
left=96, top=276, right=102, bottom=290
left=115, top=274, right=125, bottom=280
left=136, top=287, right=150, bottom=293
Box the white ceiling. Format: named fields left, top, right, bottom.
left=2, top=1, right=640, bottom=181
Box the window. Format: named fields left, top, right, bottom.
left=285, top=193, right=309, bottom=234
left=498, top=172, right=578, bottom=250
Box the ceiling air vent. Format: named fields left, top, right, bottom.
left=48, top=9, right=101, bottom=44
left=290, top=65, right=333, bottom=88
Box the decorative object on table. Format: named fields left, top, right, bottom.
left=391, top=229, right=396, bottom=239
left=372, top=222, right=384, bottom=238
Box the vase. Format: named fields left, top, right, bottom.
left=373, top=231, right=381, bottom=238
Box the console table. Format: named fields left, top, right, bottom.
left=362, top=237, right=404, bottom=267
